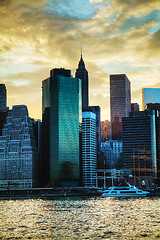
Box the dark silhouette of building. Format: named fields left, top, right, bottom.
left=75, top=54, right=89, bottom=107
left=111, top=117, right=122, bottom=140
left=50, top=68, right=71, bottom=77
left=0, top=84, right=9, bottom=135
left=145, top=103, right=160, bottom=111
left=0, top=110, right=9, bottom=135
left=0, top=84, right=7, bottom=110
left=131, top=103, right=139, bottom=112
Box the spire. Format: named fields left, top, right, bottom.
left=78, top=44, right=85, bottom=68
left=81, top=42, right=82, bottom=57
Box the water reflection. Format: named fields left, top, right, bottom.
left=0, top=197, right=160, bottom=239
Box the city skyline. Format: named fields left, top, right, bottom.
left=0, top=0, right=160, bottom=120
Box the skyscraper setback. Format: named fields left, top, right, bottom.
left=75, top=54, right=89, bottom=107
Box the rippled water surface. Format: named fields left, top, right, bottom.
left=0, top=197, right=160, bottom=239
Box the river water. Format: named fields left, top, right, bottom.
left=0, top=197, right=160, bottom=239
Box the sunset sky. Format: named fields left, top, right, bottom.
left=0, top=0, right=160, bottom=120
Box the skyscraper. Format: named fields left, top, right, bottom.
left=82, top=112, right=97, bottom=187
left=122, top=110, right=158, bottom=187
left=75, top=54, right=89, bottom=107
left=0, top=105, right=38, bottom=189
left=110, top=74, right=131, bottom=122
left=0, top=84, right=7, bottom=110
left=83, top=105, right=101, bottom=151
left=42, top=68, right=82, bottom=187
left=110, top=74, right=131, bottom=139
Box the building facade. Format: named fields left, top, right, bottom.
left=82, top=112, right=97, bottom=187
left=111, top=117, right=122, bottom=140
left=83, top=105, right=101, bottom=151
left=42, top=68, right=82, bottom=187
left=110, top=74, right=131, bottom=123
left=110, top=74, right=131, bottom=140
left=142, top=88, right=160, bottom=110
left=0, top=84, right=7, bottom=110
left=75, top=54, right=89, bottom=107
left=0, top=105, right=38, bottom=189
left=122, top=110, right=158, bottom=187
left=101, top=140, right=122, bottom=168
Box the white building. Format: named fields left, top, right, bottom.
left=0, top=105, right=38, bottom=189
left=82, top=112, right=97, bottom=187
left=101, top=140, right=122, bottom=168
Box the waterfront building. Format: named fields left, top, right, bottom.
left=122, top=110, right=158, bottom=187
left=131, top=103, right=139, bottom=112
left=142, top=88, right=160, bottom=110
left=110, top=74, right=131, bottom=139
left=42, top=68, right=82, bottom=187
left=97, top=168, right=132, bottom=188
left=82, top=112, right=97, bottom=187
left=0, top=84, right=7, bottom=110
left=75, top=54, right=89, bottom=107
left=101, top=140, right=122, bottom=168
left=0, top=105, right=38, bottom=189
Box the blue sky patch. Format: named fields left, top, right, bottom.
left=44, top=0, right=97, bottom=20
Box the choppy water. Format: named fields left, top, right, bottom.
left=0, top=197, right=160, bottom=239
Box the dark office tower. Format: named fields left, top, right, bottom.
left=110, top=74, right=131, bottom=139
left=131, top=103, right=139, bottom=112
left=0, top=84, right=7, bottom=109
left=75, top=54, right=89, bottom=107
left=111, top=117, right=122, bottom=140
left=0, top=84, right=9, bottom=135
left=42, top=68, right=82, bottom=187
left=122, top=110, right=158, bottom=188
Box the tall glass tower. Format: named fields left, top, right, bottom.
left=75, top=54, right=89, bottom=107
left=42, top=68, right=82, bottom=187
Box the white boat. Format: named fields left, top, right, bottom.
left=101, top=182, right=150, bottom=197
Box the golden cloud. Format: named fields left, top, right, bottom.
left=0, top=0, right=160, bottom=120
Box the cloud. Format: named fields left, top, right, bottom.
left=0, top=0, right=160, bottom=120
